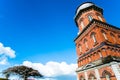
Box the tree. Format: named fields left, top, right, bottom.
left=2, top=65, right=43, bottom=80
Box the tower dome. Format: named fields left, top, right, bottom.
left=76, top=2, right=94, bottom=15
left=75, top=2, right=105, bottom=31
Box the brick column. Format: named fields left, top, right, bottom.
left=77, top=75, right=79, bottom=80
left=84, top=71, right=88, bottom=80
left=95, top=69, right=100, bottom=80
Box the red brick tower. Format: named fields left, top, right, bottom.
left=74, top=2, right=120, bottom=80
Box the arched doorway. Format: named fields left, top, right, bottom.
left=80, top=75, right=85, bottom=80
left=88, top=73, right=96, bottom=80
left=102, top=70, right=111, bottom=80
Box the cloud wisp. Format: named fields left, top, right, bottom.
left=23, top=61, right=77, bottom=77
left=0, top=42, right=16, bottom=65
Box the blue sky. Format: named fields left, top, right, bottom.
left=0, top=0, right=120, bottom=80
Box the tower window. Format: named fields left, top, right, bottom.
left=84, top=39, right=89, bottom=49
left=88, top=15, right=93, bottom=21
left=78, top=44, right=82, bottom=53
left=98, top=52, right=102, bottom=58
left=81, top=22, right=85, bottom=29
left=91, top=32, right=97, bottom=44
left=98, top=16, right=103, bottom=21
left=101, top=30, right=108, bottom=40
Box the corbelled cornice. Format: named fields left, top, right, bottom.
left=78, top=41, right=120, bottom=60
left=74, top=19, right=120, bottom=42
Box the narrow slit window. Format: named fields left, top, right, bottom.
left=101, top=30, right=108, bottom=40
left=98, top=16, right=103, bottom=21
left=78, top=45, right=82, bottom=53
left=84, top=39, right=88, bottom=49
left=81, top=22, right=85, bottom=29
left=88, top=15, right=93, bottom=21
left=98, top=52, right=102, bottom=58
left=91, top=33, right=97, bottom=43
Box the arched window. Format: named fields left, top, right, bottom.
left=79, top=18, right=84, bottom=30
left=96, top=13, right=103, bottom=21
left=110, top=33, right=116, bottom=43
left=91, top=32, right=97, bottom=44
left=101, top=30, right=108, bottom=40
left=88, top=56, right=91, bottom=62
left=98, top=51, right=102, bottom=58
left=102, top=70, right=111, bottom=80
left=78, top=44, right=82, bottom=53
left=88, top=73, right=96, bottom=80
left=81, top=22, right=85, bottom=29
left=98, top=16, right=103, bottom=21
left=88, top=15, right=93, bottom=22
left=80, top=75, right=85, bottom=80
left=84, top=39, right=89, bottom=49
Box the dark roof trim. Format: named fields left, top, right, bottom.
left=75, top=5, right=103, bottom=22
left=74, top=19, right=120, bottom=42
left=78, top=41, right=120, bottom=60
left=76, top=55, right=120, bottom=72
left=78, top=42, right=105, bottom=59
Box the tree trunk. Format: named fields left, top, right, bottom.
left=23, top=76, right=27, bottom=80
left=5, top=74, right=9, bottom=79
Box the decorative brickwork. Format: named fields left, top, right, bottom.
left=74, top=2, right=120, bottom=80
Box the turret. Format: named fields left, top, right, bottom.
left=75, top=2, right=106, bottom=34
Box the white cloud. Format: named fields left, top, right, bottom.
left=0, top=56, right=8, bottom=65
left=23, top=61, right=77, bottom=77
left=0, top=43, right=15, bottom=58
left=0, top=42, right=16, bottom=65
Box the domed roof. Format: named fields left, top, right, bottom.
left=76, top=2, right=94, bottom=14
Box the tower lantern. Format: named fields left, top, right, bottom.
left=75, top=2, right=106, bottom=34
left=74, top=2, right=120, bottom=80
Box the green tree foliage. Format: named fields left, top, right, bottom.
left=2, top=65, right=43, bottom=80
